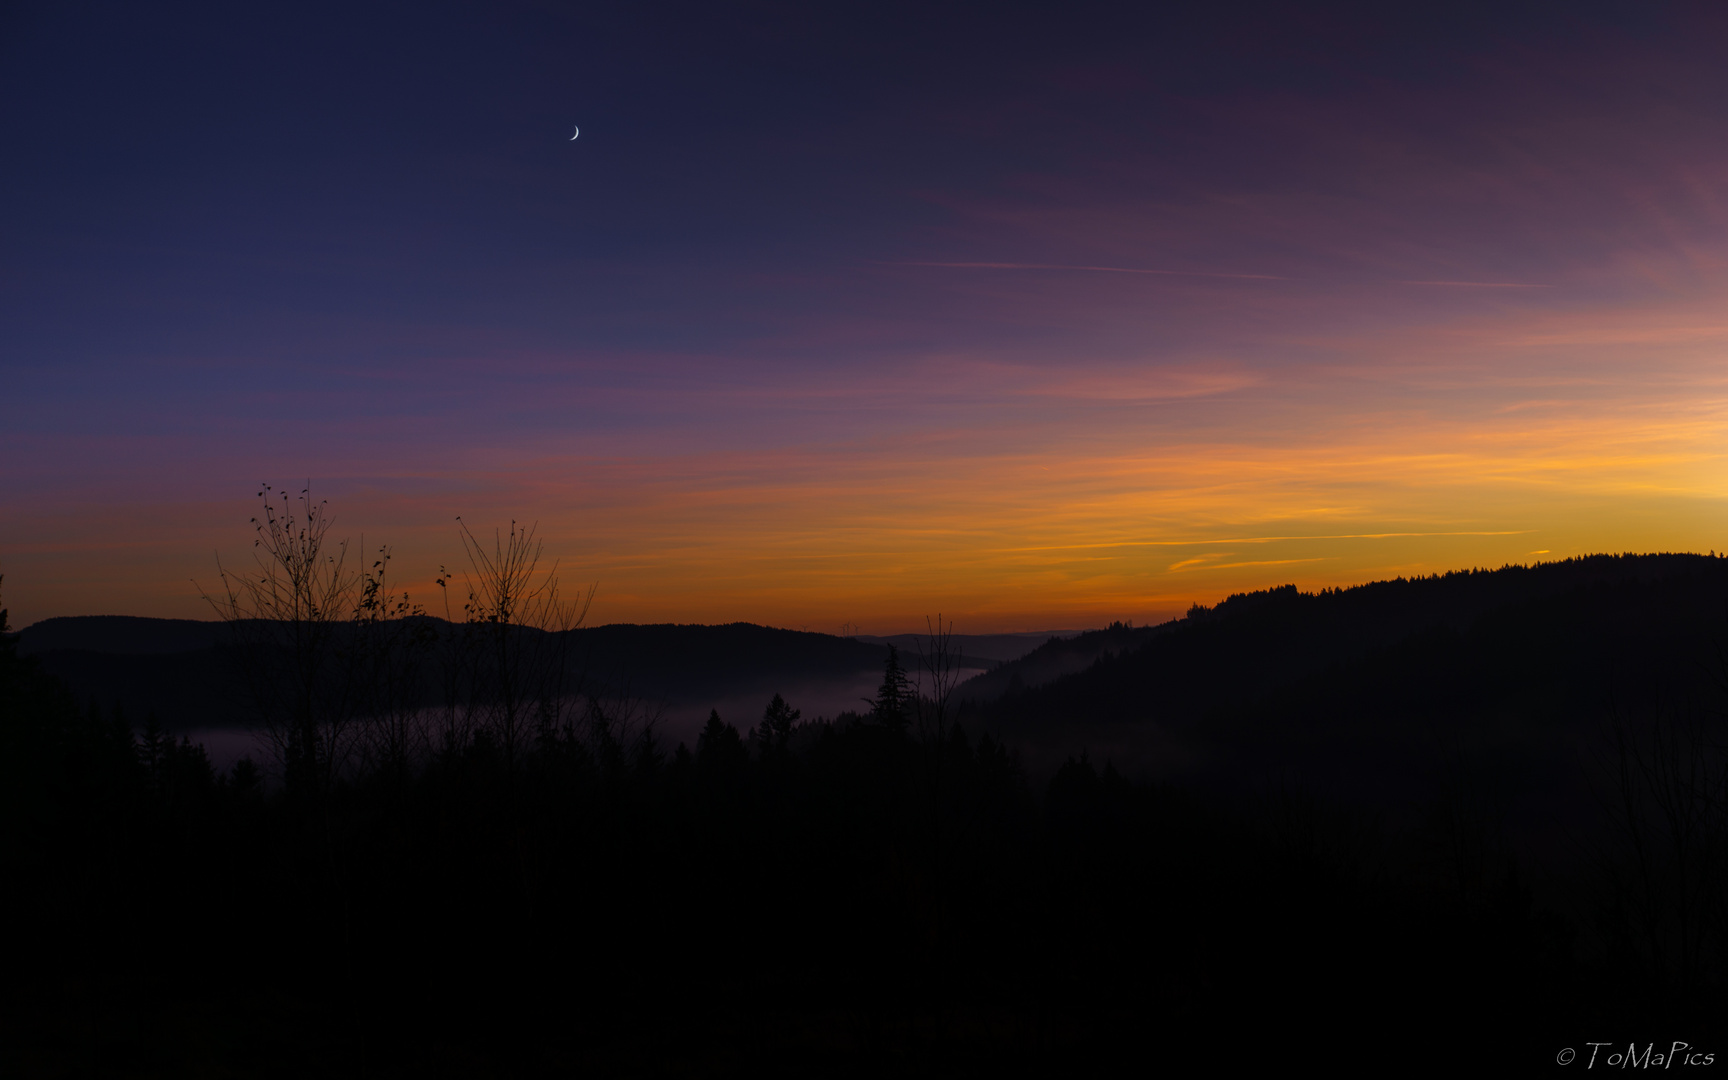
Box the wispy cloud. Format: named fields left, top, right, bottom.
left=1003, top=531, right=1533, bottom=555
left=1167, top=552, right=1231, bottom=572
left=1397, top=280, right=1555, bottom=288
left=891, top=261, right=1287, bottom=281
left=13, top=3, right=1728, bottom=633
left=1011, top=366, right=1261, bottom=402
left=1183, top=557, right=1333, bottom=572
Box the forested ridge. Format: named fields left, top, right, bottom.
left=16, top=618, right=903, bottom=734
left=4, top=553, right=1727, bottom=1073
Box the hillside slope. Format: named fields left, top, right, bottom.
left=965, top=554, right=1728, bottom=851
left=18, top=618, right=899, bottom=732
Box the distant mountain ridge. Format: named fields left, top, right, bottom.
left=954, top=622, right=1169, bottom=701
left=853, top=632, right=1076, bottom=666
left=20, top=618, right=1065, bottom=666
left=14, top=617, right=1054, bottom=736
left=18, top=616, right=225, bottom=655
left=15, top=617, right=893, bottom=729
left=27, top=554, right=1727, bottom=813
left=961, top=553, right=1728, bottom=863
left=971, top=553, right=1728, bottom=737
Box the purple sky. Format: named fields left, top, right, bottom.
left=4, top=2, right=1726, bottom=632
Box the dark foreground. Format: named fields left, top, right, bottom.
left=5, top=577, right=1726, bottom=1075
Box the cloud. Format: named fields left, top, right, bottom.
left=1008, top=364, right=1262, bottom=402
left=1167, top=552, right=1231, bottom=571
left=1397, top=280, right=1554, bottom=288
left=891, top=261, right=1287, bottom=281
left=1195, top=557, right=1333, bottom=571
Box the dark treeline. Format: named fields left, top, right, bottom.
left=18, top=616, right=904, bottom=734
left=975, top=553, right=1728, bottom=740
left=3, top=622, right=1582, bottom=1074
left=971, top=555, right=1728, bottom=1017
left=4, top=503, right=1726, bottom=1073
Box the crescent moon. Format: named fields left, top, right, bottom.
left=569, top=126, right=579, bottom=140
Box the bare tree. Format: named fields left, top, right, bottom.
left=1593, top=682, right=1728, bottom=995
left=200, top=484, right=366, bottom=793
left=912, top=615, right=963, bottom=1036
left=350, top=543, right=435, bottom=784
left=441, top=518, right=594, bottom=773
left=913, top=615, right=962, bottom=753
left=433, top=519, right=594, bottom=920
left=199, top=484, right=419, bottom=966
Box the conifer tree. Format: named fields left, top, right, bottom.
left=754, top=693, right=800, bottom=755
left=868, top=645, right=911, bottom=732
left=696, top=708, right=746, bottom=767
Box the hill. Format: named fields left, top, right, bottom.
left=963, top=553, right=1728, bottom=871
left=7, top=554, right=1725, bottom=1065
left=18, top=618, right=902, bottom=739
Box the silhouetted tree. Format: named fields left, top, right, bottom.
left=912, top=615, right=963, bottom=1013
left=445, top=518, right=593, bottom=775
left=867, top=645, right=911, bottom=733
left=22, top=547, right=1721, bottom=1070
left=696, top=708, right=746, bottom=769
left=351, top=543, right=434, bottom=785
left=754, top=693, right=800, bottom=756
left=228, top=755, right=263, bottom=795
left=634, top=726, right=665, bottom=775
left=199, top=483, right=363, bottom=794
left=1595, top=687, right=1728, bottom=996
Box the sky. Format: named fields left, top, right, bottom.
left=3, top=1, right=1726, bottom=634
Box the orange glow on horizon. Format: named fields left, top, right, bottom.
left=7, top=303, right=1724, bottom=635
left=6, top=200, right=1726, bottom=635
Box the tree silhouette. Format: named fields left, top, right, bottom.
left=445, top=518, right=593, bottom=775
left=754, top=693, right=800, bottom=756
left=198, top=483, right=363, bottom=793
left=867, top=645, right=911, bottom=733
left=697, top=708, right=746, bottom=768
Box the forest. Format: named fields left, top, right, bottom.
left=3, top=497, right=1726, bottom=1074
